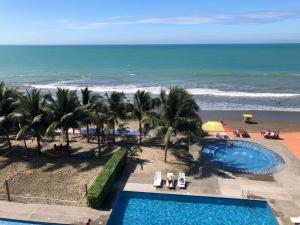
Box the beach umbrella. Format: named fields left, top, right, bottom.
left=201, top=121, right=225, bottom=132
left=243, top=114, right=253, bottom=123
left=243, top=114, right=253, bottom=118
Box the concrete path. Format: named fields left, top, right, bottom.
left=0, top=201, right=110, bottom=225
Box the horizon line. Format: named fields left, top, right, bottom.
left=0, top=42, right=300, bottom=46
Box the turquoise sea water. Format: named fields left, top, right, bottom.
left=107, top=191, right=278, bottom=225
left=0, top=44, right=300, bottom=111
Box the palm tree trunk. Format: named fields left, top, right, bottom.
left=101, top=127, right=105, bottom=144
left=96, top=127, right=101, bottom=157
left=5, top=130, right=11, bottom=150
left=65, top=129, right=70, bottom=155
left=86, top=123, right=90, bottom=143
left=164, top=141, right=169, bottom=163
left=36, top=133, right=42, bottom=155
left=23, top=139, right=27, bottom=150
left=112, top=124, right=115, bottom=143
left=139, top=120, right=142, bottom=144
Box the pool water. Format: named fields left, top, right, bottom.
left=201, top=140, right=285, bottom=174
left=107, top=191, right=278, bottom=225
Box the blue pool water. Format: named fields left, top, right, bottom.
left=107, top=191, right=278, bottom=225
left=201, top=140, right=285, bottom=174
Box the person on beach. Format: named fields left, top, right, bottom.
left=86, top=218, right=91, bottom=225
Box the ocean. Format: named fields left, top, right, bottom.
left=0, top=44, right=300, bottom=111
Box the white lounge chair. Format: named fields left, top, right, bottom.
left=291, top=216, right=300, bottom=224
left=216, top=132, right=229, bottom=140
left=166, top=172, right=174, bottom=189
left=177, top=172, right=186, bottom=188
left=153, top=171, right=162, bottom=187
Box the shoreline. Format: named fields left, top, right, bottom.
left=200, top=110, right=300, bottom=123
left=200, top=110, right=300, bottom=132
left=15, top=84, right=300, bottom=113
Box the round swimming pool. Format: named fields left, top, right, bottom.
left=201, top=140, right=285, bottom=175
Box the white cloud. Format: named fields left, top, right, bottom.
left=57, top=11, right=300, bottom=30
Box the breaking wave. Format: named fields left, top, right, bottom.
left=26, top=83, right=300, bottom=98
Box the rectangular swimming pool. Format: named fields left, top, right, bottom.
left=107, top=191, right=278, bottom=225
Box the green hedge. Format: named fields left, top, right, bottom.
left=87, top=148, right=127, bottom=208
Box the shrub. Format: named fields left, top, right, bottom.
left=87, top=148, right=127, bottom=208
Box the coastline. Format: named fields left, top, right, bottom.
left=200, top=110, right=300, bottom=132
left=201, top=110, right=300, bottom=122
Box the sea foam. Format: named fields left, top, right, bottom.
left=27, top=83, right=300, bottom=98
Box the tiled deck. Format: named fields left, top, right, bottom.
left=280, top=132, right=300, bottom=160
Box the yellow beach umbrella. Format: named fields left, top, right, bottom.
left=243, top=113, right=253, bottom=123
left=201, top=121, right=225, bottom=132
left=243, top=114, right=253, bottom=118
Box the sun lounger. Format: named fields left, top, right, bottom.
left=262, top=130, right=280, bottom=139
left=237, top=128, right=250, bottom=138
left=242, top=131, right=250, bottom=138
left=290, top=216, right=300, bottom=224
left=262, top=130, right=270, bottom=139
left=177, top=172, right=186, bottom=188
left=216, top=132, right=229, bottom=140
left=153, top=171, right=162, bottom=187
left=233, top=130, right=240, bottom=137
left=166, top=172, right=174, bottom=189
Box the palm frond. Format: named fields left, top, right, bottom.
left=16, top=125, right=31, bottom=140
left=0, top=116, right=5, bottom=124
left=141, top=112, right=159, bottom=127
left=163, top=126, right=174, bottom=144
left=45, top=121, right=59, bottom=136
left=32, top=114, right=43, bottom=125
left=61, top=112, right=74, bottom=123
left=7, top=112, right=22, bottom=122
left=151, top=125, right=167, bottom=137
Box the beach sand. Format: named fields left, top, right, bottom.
left=128, top=110, right=300, bottom=133
left=0, top=135, right=114, bottom=206
left=0, top=110, right=299, bottom=207
left=201, top=110, right=300, bottom=132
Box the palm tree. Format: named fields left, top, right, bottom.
left=81, top=87, right=93, bottom=142
left=0, top=82, right=22, bottom=150
left=45, top=88, right=90, bottom=152
left=91, top=98, right=107, bottom=157
left=133, top=90, right=152, bottom=143
left=16, top=89, right=50, bottom=154
left=105, top=91, right=127, bottom=143
left=155, top=87, right=201, bottom=162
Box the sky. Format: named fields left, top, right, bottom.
left=0, top=0, right=300, bottom=44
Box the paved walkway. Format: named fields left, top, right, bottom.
left=0, top=201, right=110, bottom=225
left=280, top=132, right=300, bottom=160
